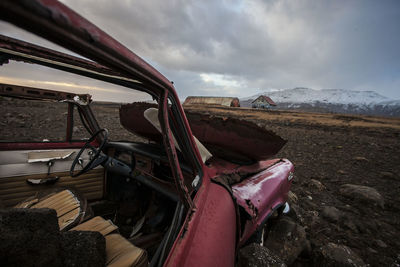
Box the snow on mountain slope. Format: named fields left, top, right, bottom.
left=241, top=87, right=400, bottom=117
left=243, top=87, right=391, bottom=105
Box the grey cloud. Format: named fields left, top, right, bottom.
left=1, top=0, right=399, bottom=100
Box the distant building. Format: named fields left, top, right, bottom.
left=183, top=96, right=240, bottom=107
left=251, top=95, right=277, bottom=109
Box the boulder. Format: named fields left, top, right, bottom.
left=339, top=184, right=384, bottom=208
left=314, top=243, right=366, bottom=267
left=265, top=217, right=309, bottom=265
left=237, top=243, right=286, bottom=267
left=321, top=206, right=341, bottom=222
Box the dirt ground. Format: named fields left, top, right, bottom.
left=2, top=98, right=400, bottom=266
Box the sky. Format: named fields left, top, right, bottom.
left=0, top=0, right=399, bottom=102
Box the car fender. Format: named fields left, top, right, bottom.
left=231, top=159, right=294, bottom=246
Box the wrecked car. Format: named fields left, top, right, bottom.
left=0, top=1, right=294, bottom=266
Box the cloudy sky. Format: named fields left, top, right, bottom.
left=1, top=0, right=399, bottom=101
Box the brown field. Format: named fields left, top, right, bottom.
left=186, top=105, right=400, bottom=131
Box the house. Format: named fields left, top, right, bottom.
left=251, top=95, right=277, bottom=109
left=183, top=96, right=240, bottom=107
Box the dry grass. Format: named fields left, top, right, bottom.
left=185, top=105, right=400, bottom=130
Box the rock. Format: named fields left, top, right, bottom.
left=308, top=211, right=322, bottom=228
left=340, top=184, right=384, bottom=208
left=286, top=204, right=303, bottom=223
left=288, top=191, right=298, bottom=204
left=308, top=179, right=326, bottom=191
left=321, top=206, right=341, bottom=222
left=380, top=171, right=397, bottom=180
left=340, top=216, right=359, bottom=233
left=353, top=156, right=368, bottom=162
left=314, top=243, right=366, bottom=267
left=375, top=239, right=387, bottom=248
left=0, top=208, right=63, bottom=267
left=265, top=217, right=309, bottom=265
left=237, top=243, right=286, bottom=267
left=62, top=231, right=106, bottom=267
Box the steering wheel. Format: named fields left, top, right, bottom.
left=70, top=128, right=109, bottom=177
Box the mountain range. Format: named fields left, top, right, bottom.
left=240, top=88, right=400, bottom=117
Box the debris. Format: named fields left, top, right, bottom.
left=130, top=216, right=146, bottom=238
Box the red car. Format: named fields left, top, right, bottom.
left=0, top=1, right=294, bottom=266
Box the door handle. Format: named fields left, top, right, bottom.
left=26, top=176, right=59, bottom=185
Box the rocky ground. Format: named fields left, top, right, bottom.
left=2, top=98, right=400, bottom=266
left=186, top=106, right=400, bottom=267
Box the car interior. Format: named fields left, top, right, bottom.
left=0, top=74, right=195, bottom=267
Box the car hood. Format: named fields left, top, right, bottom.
left=120, top=103, right=286, bottom=163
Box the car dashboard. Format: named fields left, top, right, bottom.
left=105, top=141, right=195, bottom=200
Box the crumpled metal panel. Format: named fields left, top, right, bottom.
left=187, top=113, right=286, bottom=162
left=232, top=159, right=294, bottom=245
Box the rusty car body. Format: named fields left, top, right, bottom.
left=0, top=1, right=294, bottom=266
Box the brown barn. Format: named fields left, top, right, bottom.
left=183, top=96, right=240, bottom=107
left=252, top=95, right=277, bottom=109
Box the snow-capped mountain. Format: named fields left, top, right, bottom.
left=241, top=88, right=400, bottom=117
